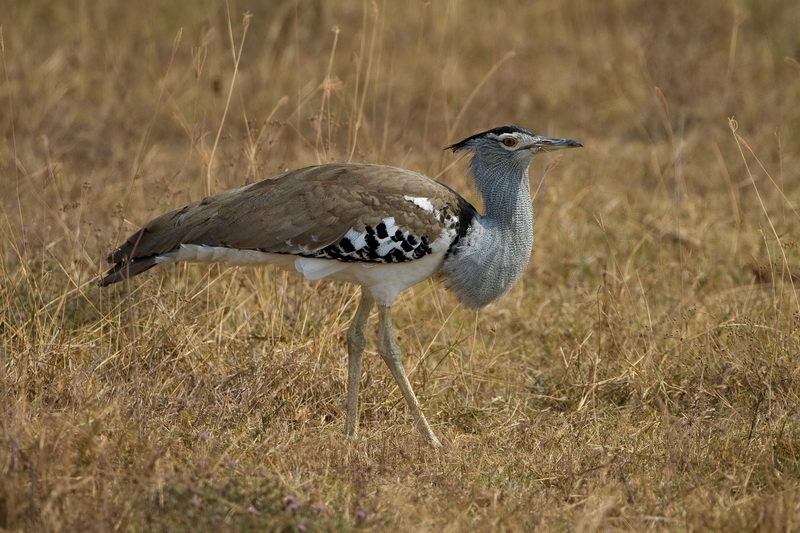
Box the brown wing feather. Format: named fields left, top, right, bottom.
left=99, top=163, right=474, bottom=285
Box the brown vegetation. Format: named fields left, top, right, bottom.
left=2, top=0, right=800, bottom=530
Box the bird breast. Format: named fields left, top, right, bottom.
left=440, top=215, right=534, bottom=309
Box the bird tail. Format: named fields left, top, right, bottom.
left=96, top=255, right=159, bottom=286
left=96, top=228, right=160, bottom=286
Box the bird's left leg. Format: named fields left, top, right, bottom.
left=376, top=304, right=442, bottom=448
left=345, top=289, right=374, bottom=437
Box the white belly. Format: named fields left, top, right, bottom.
left=159, top=244, right=444, bottom=306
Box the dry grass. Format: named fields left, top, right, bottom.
left=2, top=0, right=800, bottom=531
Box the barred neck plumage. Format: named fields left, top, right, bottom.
left=470, top=151, right=533, bottom=224
left=440, top=155, right=535, bottom=309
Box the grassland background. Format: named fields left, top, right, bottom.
left=2, top=0, right=800, bottom=531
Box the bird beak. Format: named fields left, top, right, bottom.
left=526, top=136, right=583, bottom=152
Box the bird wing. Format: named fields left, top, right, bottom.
left=99, top=163, right=475, bottom=285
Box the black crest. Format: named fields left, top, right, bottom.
left=446, top=126, right=534, bottom=152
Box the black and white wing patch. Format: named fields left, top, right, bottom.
left=306, top=195, right=466, bottom=264
left=312, top=216, right=437, bottom=263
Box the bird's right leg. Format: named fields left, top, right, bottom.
left=345, top=289, right=374, bottom=436
left=376, top=304, right=443, bottom=448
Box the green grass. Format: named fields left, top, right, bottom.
left=2, top=0, right=800, bottom=530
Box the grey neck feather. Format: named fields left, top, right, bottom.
left=441, top=154, right=535, bottom=309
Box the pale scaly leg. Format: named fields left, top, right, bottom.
left=376, top=304, right=442, bottom=448
left=345, top=289, right=374, bottom=436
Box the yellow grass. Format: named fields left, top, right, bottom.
left=2, top=0, right=800, bottom=530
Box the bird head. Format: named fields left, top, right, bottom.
left=447, top=126, right=582, bottom=165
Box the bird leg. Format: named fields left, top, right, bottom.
left=376, top=304, right=443, bottom=448
left=345, top=289, right=374, bottom=436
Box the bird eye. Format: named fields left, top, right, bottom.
left=502, top=137, right=517, bottom=147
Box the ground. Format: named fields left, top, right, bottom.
left=2, top=1, right=800, bottom=531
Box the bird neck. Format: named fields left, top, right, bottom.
left=440, top=156, right=535, bottom=309
left=470, top=155, right=533, bottom=224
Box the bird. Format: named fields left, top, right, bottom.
left=98, top=125, right=582, bottom=448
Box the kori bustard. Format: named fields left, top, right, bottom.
left=99, top=126, right=582, bottom=448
